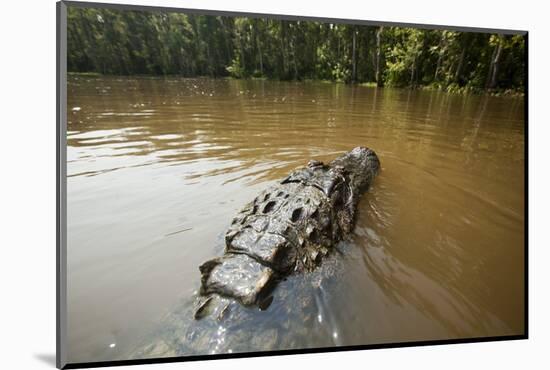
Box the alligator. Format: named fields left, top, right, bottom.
left=194, top=146, right=380, bottom=320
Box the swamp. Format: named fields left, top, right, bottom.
left=65, top=7, right=525, bottom=363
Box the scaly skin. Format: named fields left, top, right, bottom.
left=194, top=147, right=380, bottom=319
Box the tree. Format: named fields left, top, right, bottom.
left=66, top=7, right=525, bottom=92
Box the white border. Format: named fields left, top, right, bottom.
left=3, top=0, right=547, bottom=369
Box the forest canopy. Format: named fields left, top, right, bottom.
left=67, top=7, right=526, bottom=93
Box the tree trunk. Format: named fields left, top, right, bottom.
left=279, top=21, right=288, bottom=79
left=454, top=48, right=466, bottom=83
left=206, top=43, right=213, bottom=77
left=434, top=34, right=445, bottom=81
left=256, top=34, right=263, bottom=76
left=221, top=20, right=232, bottom=68
left=352, top=28, right=357, bottom=82
left=239, top=36, right=246, bottom=74
left=291, top=38, right=298, bottom=80
left=487, top=36, right=504, bottom=89
left=375, top=26, right=383, bottom=87
left=434, top=52, right=443, bottom=82
left=410, top=55, right=416, bottom=87
left=434, top=53, right=442, bottom=81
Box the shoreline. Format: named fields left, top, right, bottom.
left=67, top=72, right=524, bottom=97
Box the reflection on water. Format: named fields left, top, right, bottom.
left=66, top=76, right=524, bottom=363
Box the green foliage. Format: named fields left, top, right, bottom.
left=226, top=55, right=246, bottom=78
left=67, top=7, right=525, bottom=92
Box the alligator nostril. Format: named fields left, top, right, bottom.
left=263, top=201, right=276, bottom=213
left=291, top=207, right=303, bottom=222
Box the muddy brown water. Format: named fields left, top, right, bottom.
left=66, top=76, right=525, bottom=363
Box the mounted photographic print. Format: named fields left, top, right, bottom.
left=56, top=1, right=527, bottom=368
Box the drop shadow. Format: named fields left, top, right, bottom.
left=34, top=353, right=56, bottom=367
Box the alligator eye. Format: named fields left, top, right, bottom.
left=276, top=191, right=284, bottom=197
left=291, top=207, right=303, bottom=222
left=264, top=193, right=270, bottom=201
left=263, top=201, right=276, bottom=213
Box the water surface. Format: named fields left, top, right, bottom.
left=66, top=76, right=525, bottom=363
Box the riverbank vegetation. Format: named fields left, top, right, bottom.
left=67, top=7, right=525, bottom=93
